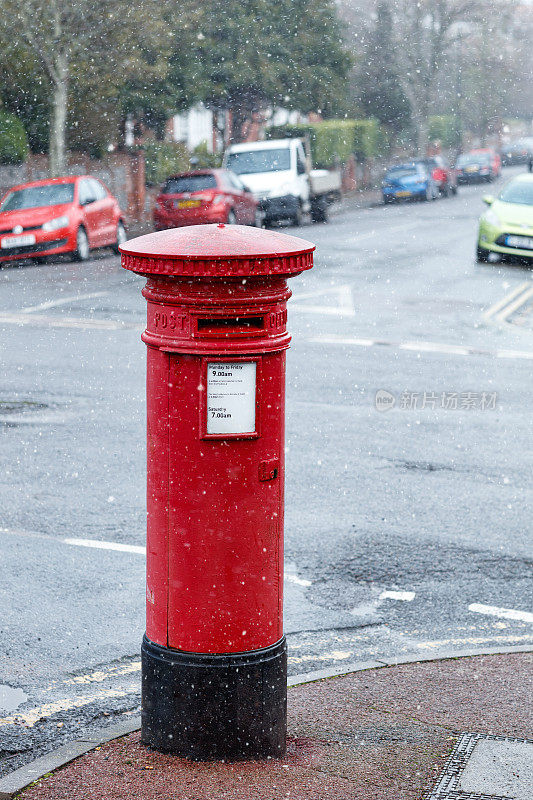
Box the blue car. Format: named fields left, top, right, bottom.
left=382, top=163, right=438, bottom=204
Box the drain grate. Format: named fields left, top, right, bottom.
left=424, top=732, right=533, bottom=800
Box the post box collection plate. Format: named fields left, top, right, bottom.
left=206, top=361, right=256, bottom=435
left=121, top=224, right=314, bottom=761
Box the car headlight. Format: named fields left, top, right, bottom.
left=484, top=209, right=500, bottom=226
left=42, top=215, right=69, bottom=232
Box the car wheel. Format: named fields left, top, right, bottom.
left=291, top=202, right=303, bottom=226
left=112, top=221, right=127, bottom=254
left=311, top=196, right=328, bottom=223
left=74, top=227, right=90, bottom=262
left=451, top=185, right=458, bottom=195
left=226, top=210, right=237, bottom=225
left=424, top=185, right=432, bottom=201
left=476, top=245, right=489, bottom=263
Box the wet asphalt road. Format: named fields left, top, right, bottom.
left=0, top=167, right=532, bottom=774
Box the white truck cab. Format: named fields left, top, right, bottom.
left=223, top=139, right=311, bottom=225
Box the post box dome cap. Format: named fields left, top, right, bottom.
left=120, top=223, right=315, bottom=277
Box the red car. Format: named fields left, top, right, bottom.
left=420, top=156, right=458, bottom=196
left=0, top=175, right=126, bottom=264
left=153, top=169, right=261, bottom=230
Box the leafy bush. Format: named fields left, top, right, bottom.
left=144, top=140, right=190, bottom=185
left=267, top=118, right=386, bottom=166
left=428, top=116, right=461, bottom=149
left=0, top=111, right=29, bottom=164
left=191, top=141, right=222, bottom=169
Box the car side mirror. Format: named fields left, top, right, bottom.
left=482, top=195, right=495, bottom=205
left=297, top=162, right=306, bottom=175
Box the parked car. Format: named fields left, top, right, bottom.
left=153, top=169, right=261, bottom=230
left=500, top=138, right=533, bottom=167
left=456, top=152, right=496, bottom=183
left=418, top=156, right=458, bottom=196
left=382, top=163, right=438, bottom=203
left=477, top=173, right=533, bottom=262
left=0, top=176, right=126, bottom=264
left=471, top=148, right=501, bottom=178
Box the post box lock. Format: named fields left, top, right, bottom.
left=259, top=458, right=279, bottom=481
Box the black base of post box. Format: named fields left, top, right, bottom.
left=141, top=634, right=287, bottom=760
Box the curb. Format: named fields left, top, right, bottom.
left=1, top=643, right=530, bottom=799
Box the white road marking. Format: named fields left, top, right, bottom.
left=285, top=574, right=312, bottom=587
left=64, top=537, right=146, bottom=554
left=399, top=341, right=471, bottom=356
left=483, top=281, right=531, bottom=321
left=379, top=590, right=415, bottom=601
left=291, top=284, right=355, bottom=317
left=309, top=334, right=533, bottom=360
left=0, top=312, right=141, bottom=331
left=22, top=291, right=108, bottom=313
left=495, top=286, right=533, bottom=324
left=468, top=603, right=533, bottom=624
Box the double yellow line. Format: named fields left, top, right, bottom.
left=484, top=281, right=533, bottom=326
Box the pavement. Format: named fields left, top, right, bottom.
left=2, top=651, right=531, bottom=800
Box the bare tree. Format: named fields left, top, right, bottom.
left=392, top=0, right=488, bottom=155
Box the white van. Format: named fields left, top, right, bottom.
left=223, top=138, right=340, bottom=225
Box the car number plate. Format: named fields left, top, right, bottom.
left=1, top=234, right=36, bottom=249
left=506, top=235, right=533, bottom=249
left=396, top=190, right=411, bottom=197
left=466, top=166, right=478, bottom=172
left=176, top=199, right=201, bottom=209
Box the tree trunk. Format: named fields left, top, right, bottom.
left=410, top=101, right=430, bottom=158
left=49, top=51, right=69, bottom=177
left=229, top=100, right=249, bottom=145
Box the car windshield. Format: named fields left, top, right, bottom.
left=385, top=167, right=421, bottom=180
left=0, top=183, right=75, bottom=211
left=499, top=180, right=533, bottom=206
left=162, top=175, right=217, bottom=194
left=457, top=154, right=490, bottom=166
left=226, top=148, right=291, bottom=175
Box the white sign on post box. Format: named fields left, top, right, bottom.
left=207, top=362, right=256, bottom=434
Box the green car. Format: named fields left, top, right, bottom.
left=477, top=173, right=533, bottom=262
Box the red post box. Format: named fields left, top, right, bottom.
left=120, top=223, right=314, bottom=760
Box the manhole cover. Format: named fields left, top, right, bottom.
left=425, top=732, right=533, bottom=800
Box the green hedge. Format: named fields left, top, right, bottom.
left=428, top=115, right=461, bottom=149
left=144, top=140, right=190, bottom=185
left=267, top=118, right=385, bottom=167
left=0, top=111, right=29, bottom=164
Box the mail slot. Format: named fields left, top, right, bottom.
left=196, top=314, right=265, bottom=335
left=120, top=223, right=315, bottom=761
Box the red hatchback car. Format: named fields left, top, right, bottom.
left=0, top=175, right=126, bottom=264
left=153, top=169, right=261, bottom=230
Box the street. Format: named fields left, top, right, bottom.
left=1, top=169, right=532, bottom=774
